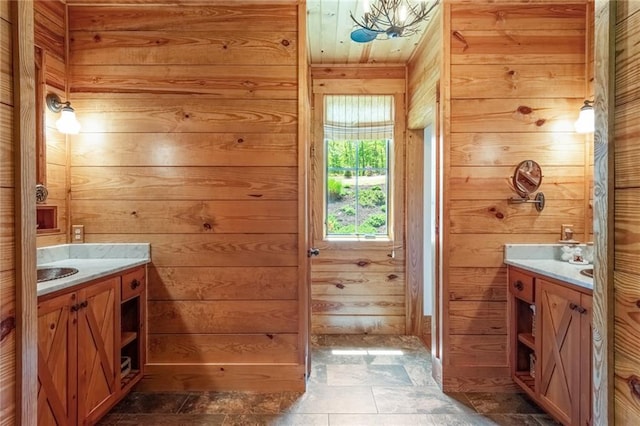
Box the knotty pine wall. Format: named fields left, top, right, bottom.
left=0, top=0, right=16, bottom=421
left=407, top=6, right=441, bottom=130
left=613, top=1, right=640, bottom=421
left=67, top=2, right=306, bottom=391
left=35, top=0, right=69, bottom=248
left=428, top=2, right=590, bottom=392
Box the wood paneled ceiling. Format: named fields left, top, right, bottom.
left=307, top=0, right=437, bottom=64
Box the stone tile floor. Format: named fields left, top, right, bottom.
left=99, top=335, right=560, bottom=425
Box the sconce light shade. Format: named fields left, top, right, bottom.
left=56, top=107, right=81, bottom=134
left=574, top=100, right=594, bottom=134
left=46, top=93, right=81, bottom=134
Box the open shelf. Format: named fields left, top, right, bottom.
left=514, top=371, right=535, bottom=398
left=518, top=332, right=535, bottom=350
left=121, top=331, right=137, bottom=348
left=36, top=205, right=59, bottom=234
left=120, top=370, right=140, bottom=390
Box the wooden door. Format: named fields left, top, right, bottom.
left=537, top=279, right=582, bottom=425
left=37, top=292, right=77, bottom=426
left=580, top=294, right=593, bottom=426
left=309, top=89, right=406, bottom=335
left=77, top=277, right=119, bottom=424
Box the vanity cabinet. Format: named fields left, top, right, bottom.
left=37, top=266, right=146, bottom=425
left=508, top=266, right=592, bottom=426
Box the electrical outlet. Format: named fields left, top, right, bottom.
left=72, top=224, right=84, bottom=243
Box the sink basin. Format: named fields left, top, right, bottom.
left=37, top=267, right=79, bottom=283
left=580, top=268, right=593, bottom=278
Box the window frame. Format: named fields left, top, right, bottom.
left=324, top=137, right=391, bottom=239
left=312, top=92, right=405, bottom=248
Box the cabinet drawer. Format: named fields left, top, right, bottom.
left=121, top=267, right=145, bottom=301
left=509, top=269, right=534, bottom=302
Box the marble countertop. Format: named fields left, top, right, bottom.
left=37, top=244, right=150, bottom=297
left=504, top=244, right=593, bottom=291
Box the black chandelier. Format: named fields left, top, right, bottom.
left=350, top=0, right=440, bottom=43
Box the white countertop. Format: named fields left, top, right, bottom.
left=37, top=244, right=150, bottom=297
left=504, top=244, right=593, bottom=291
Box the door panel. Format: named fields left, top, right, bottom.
left=537, top=279, right=581, bottom=425
left=37, top=292, right=77, bottom=426
left=309, top=91, right=406, bottom=335
left=77, top=277, right=118, bottom=423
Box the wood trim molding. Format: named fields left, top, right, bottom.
left=296, top=0, right=310, bottom=375
left=406, top=129, right=424, bottom=336
left=438, top=1, right=451, bottom=382
left=11, top=0, right=38, bottom=424
left=592, top=0, right=615, bottom=424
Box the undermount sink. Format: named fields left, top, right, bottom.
left=580, top=268, right=594, bottom=278
left=37, top=267, right=79, bottom=283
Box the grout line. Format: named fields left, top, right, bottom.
left=175, top=394, right=192, bottom=414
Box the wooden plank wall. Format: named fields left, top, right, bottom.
left=0, top=0, right=16, bottom=422
left=309, top=65, right=407, bottom=335
left=440, top=2, right=590, bottom=392
left=66, top=2, right=305, bottom=391
left=35, top=0, right=68, bottom=247
left=613, top=1, right=640, bottom=422
left=407, top=6, right=442, bottom=130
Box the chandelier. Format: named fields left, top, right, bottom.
left=350, top=0, right=440, bottom=43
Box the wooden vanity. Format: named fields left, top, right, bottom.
left=508, top=265, right=592, bottom=426
left=37, top=265, right=146, bottom=425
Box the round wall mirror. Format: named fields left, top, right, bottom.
left=512, top=160, right=542, bottom=198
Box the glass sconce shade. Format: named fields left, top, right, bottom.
left=574, top=100, right=594, bottom=134
left=46, top=93, right=81, bottom=134
left=55, top=107, right=81, bottom=134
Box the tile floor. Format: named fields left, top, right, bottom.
left=99, top=335, right=560, bottom=425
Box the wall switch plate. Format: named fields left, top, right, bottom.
left=72, top=225, right=84, bottom=243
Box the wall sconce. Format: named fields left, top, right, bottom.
left=46, top=93, right=81, bottom=134
left=574, top=100, right=594, bottom=134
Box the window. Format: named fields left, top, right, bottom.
left=324, top=95, right=393, bottom=238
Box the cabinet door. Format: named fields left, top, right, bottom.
left=77, top=277, right=119, bottom=424
left=580, top=294, right=593, bottom=426
left=37, top=292, right=77, bottom=426
left=537, top=279, right=581, bottom=425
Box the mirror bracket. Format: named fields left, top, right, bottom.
left=508, top=192, right=545, bottom=212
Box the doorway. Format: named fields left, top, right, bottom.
left=308, top=88, right=407, bottom=336
left=423, top=125, right=436, bottom=343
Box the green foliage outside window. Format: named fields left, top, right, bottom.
left=325, top=139, right=389, bottom=237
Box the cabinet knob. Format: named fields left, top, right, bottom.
left=513, top=280, right=524, bottom=291
left=569, top=303, right=587, bottom=314
left=130, top=279, right=141, bottom=290
left=70, top=303, right=80, bottom=312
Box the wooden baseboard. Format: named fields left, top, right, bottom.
left=138, top=363, right=306, bottom=392
left=442, top=366, right=518, bottom=392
